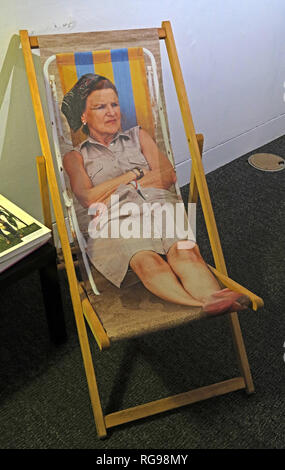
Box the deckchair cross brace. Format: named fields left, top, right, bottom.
left=20, top=21, right=263, bottom=439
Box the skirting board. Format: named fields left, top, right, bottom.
left=175, top=113, right=285, bottom=187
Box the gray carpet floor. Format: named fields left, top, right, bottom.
left=0, top=136, right=284, bottom=449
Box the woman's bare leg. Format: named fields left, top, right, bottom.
left=166, top=242, right=220, bottom=301
left=166, top=242, right=251, bottom=314
left=130, top=250, right=203, bottom=307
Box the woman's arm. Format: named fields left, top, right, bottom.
left=63, top=130, right=176, bottom=207
left=138, top=128, right=177, bottom=189
left=63, top=150, right=136, bottom=208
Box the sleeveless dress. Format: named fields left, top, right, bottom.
left=72, top=126, right=194, bottom=287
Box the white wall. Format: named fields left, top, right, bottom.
left=1, top=0, right=285, bottom=214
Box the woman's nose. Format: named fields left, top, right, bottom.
left=106, top=104, right=115, bottom=115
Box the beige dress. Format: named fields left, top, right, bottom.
left=73, top=126, right=194, bottom=287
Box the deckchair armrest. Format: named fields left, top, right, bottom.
left=208, top=265, right=264, bottom=311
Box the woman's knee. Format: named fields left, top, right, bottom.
left=167, top=241, right=202, bottom=263
left=130, top=250, right=166, bottom=277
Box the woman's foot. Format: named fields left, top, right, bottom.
left=202, top=288, right=252, bottom=316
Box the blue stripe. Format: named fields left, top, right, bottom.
left=111, top=49, right=137, bottom=130
left=74, top=52, right=94, bottom=78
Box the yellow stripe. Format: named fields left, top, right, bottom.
left=56, top=53, right=78, bottom=94
left=128, top=48, right=155, bottom=138
left=92, top=50, right=115, bottom=84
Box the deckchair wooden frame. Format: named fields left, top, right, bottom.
left=20, top=21, right=263, bottom=439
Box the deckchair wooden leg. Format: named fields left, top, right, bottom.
left=76, top=308, right=107, bottom=438
left=36, top=153, right=107, bottom=436
left=162, top=20, right=255, bottom=395
left=229, top=313, right=255, bottom=394
left=189, top=133, right=204, bottom=204
left=36, top=155, right=53, bottom=230
left=20, top=30, right=107, bottom=439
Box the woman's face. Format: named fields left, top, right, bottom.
left=81, top=88, right=121, bottom=139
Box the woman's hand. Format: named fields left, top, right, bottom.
left=139, top=167, right=176, bottom=190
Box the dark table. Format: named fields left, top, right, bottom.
left=0, top=242, right=67, bottom=345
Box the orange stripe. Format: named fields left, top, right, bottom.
left=92, top=50, right=115, bottom=83
left=56, top=53, right=78, bottom=94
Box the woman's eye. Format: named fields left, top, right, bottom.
left=90, top=103, right=119, bottom=110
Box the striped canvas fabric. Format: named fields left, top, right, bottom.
left=56, top=47, right=155, bottom=139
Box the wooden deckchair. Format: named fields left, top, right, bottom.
left=20, top=22, right=263, bottom=439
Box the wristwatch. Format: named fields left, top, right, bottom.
left=131, top=167, right=144, bottom=180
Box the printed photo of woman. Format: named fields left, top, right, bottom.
left=61, top=73, right=251, bottom=316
